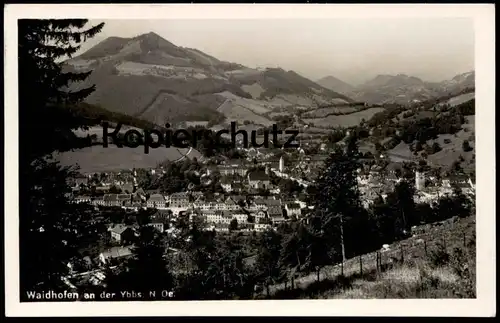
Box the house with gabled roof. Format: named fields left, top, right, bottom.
left=169, top=192, right=190, bottom=208
left=247, top=170, right=271, bottom=189
left=92, top=196, right=105, bottom=207
left=268, top=205, right=285, bottom=223
left=108, top=224, right=135, bottom=244
left=148, top=222, right=165, bottom=233
left=74, top=195, right=92, bottom=204
left=99, top=246, right=133, bottom=265
left=103, top=194, right=120, bottom=207
left=147, top=193, right=166, bottom=209
left=115, top=194, right=131, bottom=207
left=284, top=203, right=301, bottom=217
left=220, top=177, right=233, bottom=192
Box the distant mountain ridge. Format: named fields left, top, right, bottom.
left=316, top=75, right=355, bottom=95
left=65, top=32, right=353, bottom=126
left=317, top=71, right=475, bottom=105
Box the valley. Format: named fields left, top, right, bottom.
left=58, top=31, right=475, bottom=174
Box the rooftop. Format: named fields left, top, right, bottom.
left=109, top=224, right=131, bottom=235
left=248, top=170, right=270, bottom=181
left=101, top=246, right=133, bottom=259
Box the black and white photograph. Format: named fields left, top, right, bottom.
left=4, top=3, right=496, bottom=317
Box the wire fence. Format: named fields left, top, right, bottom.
left=264, top=217, right=475, bottom=296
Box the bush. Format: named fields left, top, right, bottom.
left=429, top=243, right=450, bottom=268
left=462, top=140, right=473, bottom=152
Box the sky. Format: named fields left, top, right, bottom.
left=78, top=18, right=475, bottom=85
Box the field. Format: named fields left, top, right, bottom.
left=241, top=83, right=265, bottom=99
left=303, top=107, right=385, bottom=128
left=54, top=145, right=201, bottom=174
left=215, top=91, right=273, bottom=115
left=426, top=115, right=475, bottom=169
left=264, top=215, right=476, bottom=299
left=387, top=142, right=414, bottom=162
left=59, top=125, right=202, bottom=173
left=440, top=92, right=475, bottom=108
left=216, top=99, right=273, bottom=126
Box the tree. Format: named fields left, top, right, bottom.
left=108, top=185, right=122, bottom=194
left=229, top=218, right=239, bottom=231
left=18, top=19, right=104, bottom=297
left=136, top=169, right=153, bottom=189
left=462, top=140, right=473, bottom=152
left=19, top=20, right=105, bottom=162
left=279, top=221, right=311, bottom=284
left=306, top=144, right=363, bottom=269
left=431, top=142, right=442, bottom=154
left=106, top=225, right=173, bottom=297
left=255, top=229, right=282, bottom=295
left=414, top=141, right=423, bottom=152
left=385, top=180, right=416, bottom=238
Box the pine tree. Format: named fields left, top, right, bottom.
left=306, top=140, right=363, bottom=268
left=278, top=221, right=310, bottom=284
left=385, top=180, right=416, bottom=238
left=18, top=19, right=104, bottom=297
left=19, top=19, right=105, bottom=162
left=109, top=225, right=174, bottom=297
left=255, top=228, right=282, bottom=295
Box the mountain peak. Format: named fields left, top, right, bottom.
left=137, top=31, right=163, bottom=40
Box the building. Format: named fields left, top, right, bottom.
left=254, top=223, right=272, bottom=232
left=254, top=210, right=268, bottom=223
left=74, top=195, right=91, bottom=204
left=279, top=156, right=285, bottom=173
left=233, top=212, right=247, bottom=223
left=220, top=178, right=233, bottom=192
left=263, top=199, right=282, bottom=208
left=148, top=222, right=165, bottom=233
left=117, top=194, right=132, bottom=206
left=95, top=186, right=111, bottom=194
left=147, top=193, right=166, bottom=209
left=204, top=211, right=223, bottom=224
left=92, top=196, right=105, bottom=207
left=103, top=194, right=121, bottom=207
left=99, top=246, right=133, bottom=265
left=169, top=192, right=190, bottom=208
left=284, top=203, right=301, bottom=217
left=415, top=171, right=425, bottom=191
left=247, top=170, right=271, bottom=190
left=267, top=205, right=284, bottom=220
left=108, top=224, right=135, bottom=244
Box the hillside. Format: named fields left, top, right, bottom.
left=65, top=32, right=353, bottom=127
left=264, top=215, right=476, bottom=299
left=318, top=72, right=475, bottom=106
left=357, top=93, right=476, bottom=171
left=316, top=75, right=356, bottom=94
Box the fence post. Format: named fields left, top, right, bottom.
left=341, top=261, right=344, bottom=276
left=424, top=240, right=427, bottom=256
left=359, top=255, right=363, bottom=275
left=400, top=245, right=404, bottom=262
left=376, top=252, right=380, bottom=272
left=442, top=237, right=447, bottom=251
left=463, top=232, right=467, bottom=247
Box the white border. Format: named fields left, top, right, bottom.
left=4, top=4, right=496, bottom=317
